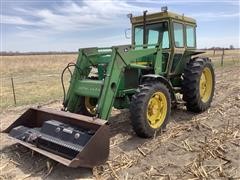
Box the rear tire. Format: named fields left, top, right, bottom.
left=182, top=57, right=215, bottom=112
left=130, top=83, right=171, bottom=138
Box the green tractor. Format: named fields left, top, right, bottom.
left=4, top=9, right=215, bottom=168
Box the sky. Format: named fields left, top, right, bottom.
left=0, top=0, right=239, bottom=52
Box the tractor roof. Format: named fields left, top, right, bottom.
left=131, top=11, right=196, bottom=25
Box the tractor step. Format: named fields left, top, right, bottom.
left=3, top=107, right=110, bottom=168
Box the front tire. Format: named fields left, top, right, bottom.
left=182, top=57, right=215, bottom=112
left=130, top=83, right=171, bottom=138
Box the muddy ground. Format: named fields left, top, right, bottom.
left=0, top=65, right=239, bottom=180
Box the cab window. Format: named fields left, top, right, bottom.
left=134, top=21, right=169, bottom=49
left=186, top=25, right=195, bottom=47
left=134, top=27, right=143, bottom=46
left=173, top=22, right=184, bottom=48
left=162, top=31, right=169, bottom=48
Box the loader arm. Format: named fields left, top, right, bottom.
left=64, top=45, right=160, bottom=120
left=3, top=45, right=162, bottom=168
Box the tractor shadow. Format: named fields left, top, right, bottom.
left=108, top=104, right=196, bottom=152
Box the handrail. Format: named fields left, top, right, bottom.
left=132, top=43, right=159, bottom=48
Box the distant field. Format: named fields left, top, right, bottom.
left=0, top=54, right=77, bottom=110
left=1, top=54, right=77, bottom=78
left=203, top=49, right=240, bottom=67
left=0, top=49, right=239, bottom=110
left=203, top=49, right=239, bottom=56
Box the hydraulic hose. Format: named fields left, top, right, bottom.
left=61, top=62, right=82, bottom=110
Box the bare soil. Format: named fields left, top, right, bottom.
left=0, top=65, right=239, bottom=180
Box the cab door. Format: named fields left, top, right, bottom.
left=168, top=21, right=186, bottom=77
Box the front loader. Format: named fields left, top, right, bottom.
left=3, top=9, right=215, bottom=168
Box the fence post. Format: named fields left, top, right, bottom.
left=11, top=77, right=17, bottom=105
left=221, top=50, right=224, bottom=67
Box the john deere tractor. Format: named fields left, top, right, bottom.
left=4, top=9, right=215, bottom=167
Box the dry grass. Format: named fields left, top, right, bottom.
left=0, top=54, right=77, bottom=110
left=0, top=54, right=77, bottom=77
left=203, top=49, right=240, bottom=67
left=203, top=49, right=240, bottom=56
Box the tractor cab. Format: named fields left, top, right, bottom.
left=130, top=9, right=198, bottom=78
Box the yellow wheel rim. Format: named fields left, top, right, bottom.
left=199, top=67, right=213, bottom=103
left=147, top=92, right=167, bottom=129
left=85, top=97, right=97, bottom=115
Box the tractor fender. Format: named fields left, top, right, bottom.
left=141, top=74, right=176, bottom=102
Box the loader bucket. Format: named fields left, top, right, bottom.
left=2, top=107, right=110, bottom=168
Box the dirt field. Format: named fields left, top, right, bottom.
left=0, top=63, right=239, bottom=179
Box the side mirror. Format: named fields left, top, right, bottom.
left=125, top=28, right=131, bottom=39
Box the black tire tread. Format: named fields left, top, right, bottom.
left=182, top=57, right=215, bottom=112
left=130, top=82, right=171, bottom=138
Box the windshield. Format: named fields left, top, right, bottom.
left=134, top=21, right=169, bottom=48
